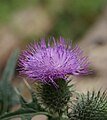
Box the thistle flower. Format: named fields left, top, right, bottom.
left=19, top=37, right=90, bottom=84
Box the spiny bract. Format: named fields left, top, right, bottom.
left=68, top=91, right=107, bottom=120
left=35, top=78, right=73, bottom=115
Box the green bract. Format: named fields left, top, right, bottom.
left=68, top=91, right=107, bottom=120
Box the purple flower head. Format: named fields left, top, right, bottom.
left=19, top=37, right=90, bottom=84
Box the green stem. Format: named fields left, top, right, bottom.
left=48, top=112, right=63, bottom=120
left=59, top=112, right=63, bottom=120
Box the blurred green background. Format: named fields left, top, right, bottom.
left=0, top=0, right=106, bottom=41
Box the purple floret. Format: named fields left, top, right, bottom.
left=19, top=37, right=90, bottom=84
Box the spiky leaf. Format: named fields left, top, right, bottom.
left=0, top=49, right=19, bottom=115
left=0, top=81, right=51, bottom=120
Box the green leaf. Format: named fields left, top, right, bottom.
left=0, top=110, right=51, bottom=120
left=0, top=82, right=52, bottom=120
left=19, top=80, right=42, bottom=111
left=1, top=49, right=19, bottom=83
left=0, top=49, right=20, bottom=115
